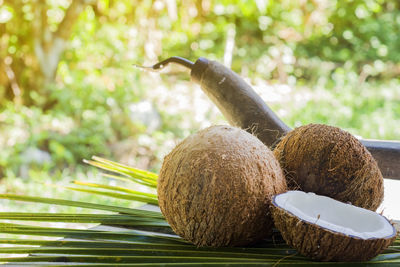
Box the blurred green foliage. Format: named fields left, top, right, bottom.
left=0, top=0, right=399, bottom=184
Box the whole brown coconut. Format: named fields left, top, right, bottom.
left=273, top=123, right=383, bottom=211
left=157, top=125, right=287, bottom=247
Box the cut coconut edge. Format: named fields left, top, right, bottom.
left=271, top=190, right=398, bottom=262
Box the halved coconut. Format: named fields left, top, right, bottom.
left=271, top=191, right=397, bottom=262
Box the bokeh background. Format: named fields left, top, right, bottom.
left=0, top=0, right=399, bottom=214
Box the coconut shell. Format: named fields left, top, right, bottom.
left=273, top=123, right=383, bottom=211
left=157, top=125, right=287, bottom=247
left=271, top=195, right=397, bottom=262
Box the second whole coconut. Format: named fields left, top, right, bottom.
left=273, top=123, right=383, bottom=211
left=157, top=125, right=287, bottom=247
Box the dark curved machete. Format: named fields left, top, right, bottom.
left=138, top=57, right=400, bottom=180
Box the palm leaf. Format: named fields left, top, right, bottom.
left=0, top=156, right=398, bottom=265
left=82, top=156, right=157, bottom=188
left=0, top=213, right=168, bottom=226
left=65, top=186, right=158, bottom=205
left=0, top=194, right=163, bottom=218
left=71, top=181, right=157, bottom=196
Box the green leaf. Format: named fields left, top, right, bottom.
left=0, top=222, right=185, bottom=244
left=83, top=156, right=157, bottom=188
left=0, top=213, right=168, bottom=226
left=0, top=238, right=296, bottom=253
left=0, top=247, right=306, bottom=260
left=0, top=194, right=163, bottom=218
left=0, top=255, right=299, bottom=264
left=91, top=156, right=158, bottom=180
left=370, top=252, right=400, bottom=261
left=72, top=180, right=157, bottom=197
left=65, top=186, right=158, bottom=205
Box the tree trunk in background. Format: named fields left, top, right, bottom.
left=33, top=0, right=93, bottom=84
left=1, top=0, right=94, bottom=107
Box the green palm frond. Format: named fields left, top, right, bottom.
left=0, top=193, right=162, bottom=218
left=0, top=156, right=399, bottom=265
left=0, top=213, right=168, bottom=226
left=83, top=156, right=157, bottom=188
left=65, top=186, right=158, bottom=205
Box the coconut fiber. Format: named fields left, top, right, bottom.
left=158, top=125, right=287, bottom=247
left=273, top=123, right=383, bottom=211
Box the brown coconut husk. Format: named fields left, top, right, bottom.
left=273, top=123, right=383, bottom=211
left=157, top=125, right=287, bottom=247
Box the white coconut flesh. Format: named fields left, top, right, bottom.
left=273, top=191, right=396, bottom=240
